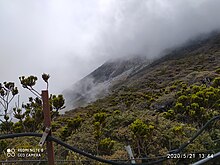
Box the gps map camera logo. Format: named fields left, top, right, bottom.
left=6, top=148, right=16, bottom=157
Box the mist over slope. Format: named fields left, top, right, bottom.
left=64, top=56, right=151, bottom=109
left=64, top=31, right=220, bottom=110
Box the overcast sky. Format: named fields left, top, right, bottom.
left=1, top=0, right=220, bottom=100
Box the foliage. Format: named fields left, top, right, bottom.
left=212, top=77, right=220, bottom=87
left=0, top=82, right=18, bottom=133
left=50, top=94, right=65, bottom=119
left=98, top=138, right=115, bottom=155
left=93, top=112, right=108, bottom=137
left=129, top=119, right=155, bottom=157
left=164, top=82, right=220, bottom=125
left=60, top=116, right=83, bottom=141
left=19, top=76, right=38, bottom=88
left=0, top=74, right=65, bottom=134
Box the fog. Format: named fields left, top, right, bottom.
left=1, top=0, right=220, bottom=101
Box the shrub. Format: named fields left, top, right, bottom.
left=13, top=122, right=23, bottom=133
left=172, top=125, right=184, bottom=135
left=174, top=102, right=184, bottom=113
left=98, top=138, right=115, bottom=155
left=177, top=95, right=188, bottom=106
left=190, top=103, right=200, bottom=112
left=129, top=119, right=149, bottom=137
left=94, top=112, right=108, bottom=123
left=163, top=109, right=175, bottom=119
left=129, top=119, right=155, bottom=157
left=67, top=116, right=83, bottom=130
left=212, top=77, right=220, bottom=87
left=190, top=94, right=203, bottom=105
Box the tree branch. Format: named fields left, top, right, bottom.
left=30, top=87, right=41, bottom=97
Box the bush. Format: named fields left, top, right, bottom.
left=163, top=109, right=175, bottom=119
left=212, top=77, right=220, bottom=87
left=13, top=122, right=23, bottom=133
left=98, top=138, right=115, bottom=155
left=174, top=102, right=184, bottom=113
left=177, top=95, right=188, bottom=106
left=59, top=116, right=83, bottom=140
left=172, top=125, right=184, bottom=135
left=166, top=81, right=220, bottom=125
left=94, top=112, right=108, bottom=123
left=190, top=94, right=203, bottom=106
left=129, top=119, right=149, bottom=137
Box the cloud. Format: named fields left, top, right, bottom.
left=92, top=0, right=220, bottom=59
left=0, top=0, right=220, bottom=99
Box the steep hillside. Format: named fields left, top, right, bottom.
left=64, top=56, right=151, bottom=108
left=56, top=32, right=220, bottom=164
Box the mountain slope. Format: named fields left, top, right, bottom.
left=57, top=32, right=220, bottom=163
left=64, top=56, right=151, bottom=108
left=64, top=31, right=220, bottom=110
left=116, top=31, right=220, bottom=89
